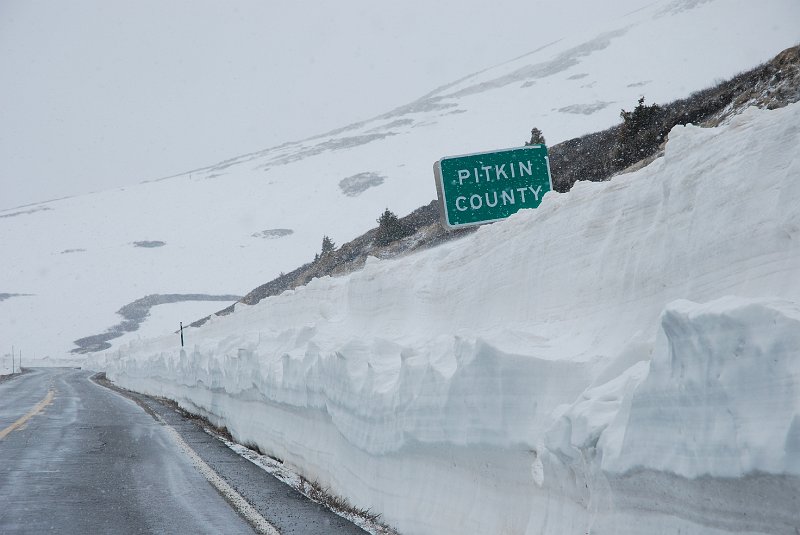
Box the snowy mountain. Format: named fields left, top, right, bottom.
left=2, top=0, right=799, bottom=363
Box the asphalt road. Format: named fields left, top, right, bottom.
left=0, top=368, right=368, bottom=535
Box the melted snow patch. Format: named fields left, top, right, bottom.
left=0, top=293, right=33, bottom=302
left=252, top=229, right=294, bottom=239
left=133, top=240, right=166, bottom=248
left=339, top=172, right=386, bottom=197
left=0, top=206, right=52, bottom=219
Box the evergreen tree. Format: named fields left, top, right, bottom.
left=321, top=235, right=335, bottom=254
left=374, top=208, right=412, bottom=247
left=525, top=127, right=546, bottom=146
left=612, top=96, right=667, bottom=169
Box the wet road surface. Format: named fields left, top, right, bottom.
left=0, top=368, right=368, bottom=534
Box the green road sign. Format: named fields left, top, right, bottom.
left=434, top=145, right=552, bottom=229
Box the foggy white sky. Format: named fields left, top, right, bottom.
left=0, top=0, right=645, bottom=210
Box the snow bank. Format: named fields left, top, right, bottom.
left=603, top=297, right=800, bottom=478
left=92, top=102, right=800, bottom=534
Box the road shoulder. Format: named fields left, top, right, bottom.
left=91, top=372, right=373, bottom=535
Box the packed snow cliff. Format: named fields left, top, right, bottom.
left=91, top=102, right=800, bottom=534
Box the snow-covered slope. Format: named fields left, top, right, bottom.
left=2, top=1, right=799, bottom=360
left=92, top=101, right=800, bottom=534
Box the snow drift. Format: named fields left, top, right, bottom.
left=92, top=102, right=800, bottom=534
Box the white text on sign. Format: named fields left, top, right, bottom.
left=456, top=160, right=536, bottom=184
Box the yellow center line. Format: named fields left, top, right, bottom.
left=0, top=389, right=55, bottom=441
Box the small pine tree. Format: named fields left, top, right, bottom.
left=321, top=235, right=335, bottom=254
left=612, top=96, right=666, bottom=169
left=374, top=208, right=412, bottom=247
left=525, top=127, right=546, bottom=146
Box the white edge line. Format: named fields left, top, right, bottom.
left=155, top=413, right=281, bottom=535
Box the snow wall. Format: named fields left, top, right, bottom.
left=90, top=103, right=800, bottom=535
